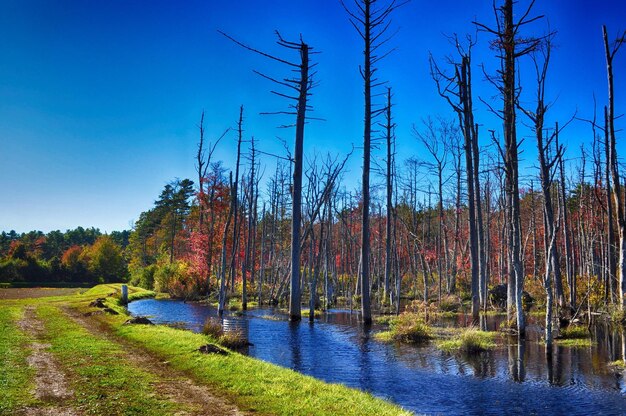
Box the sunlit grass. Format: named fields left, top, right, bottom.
left=437, top=328, right=497, bottom=353
left=71, top=284, right=411, bottom=415
left=375, top=313, right=432, bottom=344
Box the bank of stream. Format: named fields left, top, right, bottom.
left=129, top=299, right=626, bottom=415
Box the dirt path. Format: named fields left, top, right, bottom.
left=17, top=307, right=80, bottom=416
left=63, top=307, right=246, bottom=416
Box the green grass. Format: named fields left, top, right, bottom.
left=112, top=318, right=410, bottom=415
left=557, top=325, right=589, bottom=339
left=302, top=309, right=323, bottom=318
left=375, top=313, right=432, bottom=344
left=554, top=338, right=594, bottom=348
left=437, top=328, right=497, bottom=353
left=75, top=285, right=410, bottom=415
left=374, top=315, right=397, bottom=326
left=0, top=306, right=36, bottom=414
left=35, top=305, right=180, bottom=415
left=1, top=285, right=410, bottom=415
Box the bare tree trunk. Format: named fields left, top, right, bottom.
left=229, top=107, right=244, bottom=292
left=218, top=172, right=235, bottom=315
left=288, top=41, right=311, bottom=321
left=603, top=25, right=626, bottom=309
left=385, top=88, right=394, bottom=302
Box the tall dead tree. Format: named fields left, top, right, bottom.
left=229, top=107, right=244, bottom=292
left=195, top=111, right=227, bottom=291
left=603, top=25, right=626, bottom=309
left=475, top=0, right=543, bottom=336
left=430, top=37, right=481, bottom=322
left=218, top=171, right=235, bottom=315
left=343, top=0, right=405, bottom=325
left=220, top=31, right=317, bottom=321
left=518, top=36, right=564, bottom=348
left=242, top=137, right=258, bottom=310
left=384, top=87, right=396, bottom=302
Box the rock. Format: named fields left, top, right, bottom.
left=103, top=307, right=119, bottom=315
left=198, top=344, right=229, bottom=355
left=124, top=317, right=153, bottom=325
left=83, top=310, right=104, bottom=317
left=89, top=298, right=107, bottom=308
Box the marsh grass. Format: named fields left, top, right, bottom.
left=375, top=313, right=432, bottom=344
left=202, top=318, right=224, bottom=338
left=302, top=309, right=323, bottom=318
left=438, top=328, right=497, bottom=353
left=557, top=325, right=589, bottom=339
left=218, top=332, right=248, bottom=349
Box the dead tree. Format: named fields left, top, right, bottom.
left=242, top=137, right=258, bottom=310
left=218, top=171, right=235, bottom=315
left=342, top=0, right=405, bottom=325
left=195, top=112, right=227, bottom=291
left=430, top=36, right=481, bottom=323
left=229, top=107, right=244, bottom=292
left=475, top=0, right=544, bottom=336
left=603, top=25, right=626, bottom=309
left=517, top=35, right=564, bottom=348
left=220, top=31, right=318, bottom=321
left=384, top=87, right=396, bottom=303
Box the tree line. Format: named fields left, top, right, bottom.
left=0, top=227, right=128, bottom=285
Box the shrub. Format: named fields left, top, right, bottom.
left=202, top=318, right=223, bottom=338
left=219, top=331, right=248, bottom=349
left=439, top=295, right=462, bottom=312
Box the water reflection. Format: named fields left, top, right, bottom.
left=129, top=299, right=626, bottom=415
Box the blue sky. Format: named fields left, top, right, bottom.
left=0, top=0, right=624, bottom=233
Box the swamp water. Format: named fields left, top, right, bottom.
left=128, top=299, right=626, bottom=415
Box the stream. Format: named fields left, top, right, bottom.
left=128, top=299, right=626, bottom=415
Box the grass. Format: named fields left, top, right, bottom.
left=0, top=306, right=36, bottom=414
left=302, top=309, right=323, bottom=318
left=553, top=324, right=593, bottom=347
left=554, top=338, right=594, bottom=348
left=75, top=284, right=410, bottom=415
left=35, top=305, right=181, bottom=415
left=111, top=315, right=410, bottom=415
left=557, top=325, right=589, bottom=339
left=609, top=359, right=625, bottom=369
left=375, top=313, right=432, bottom=344
left=437, top=328, right=497, bottom=353
left=374, top=315, right=397, bottom=325
left=218, top=332, right=248, bottom=349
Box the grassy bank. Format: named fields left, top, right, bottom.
left=1, top=284, right=411, bottom=416
left=85, top=290, right=409, bottom=415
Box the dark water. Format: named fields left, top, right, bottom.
left=128, top=299, right=626, bottom=415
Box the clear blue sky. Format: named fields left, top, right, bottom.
left=0, top=0, right=624, bottom=233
